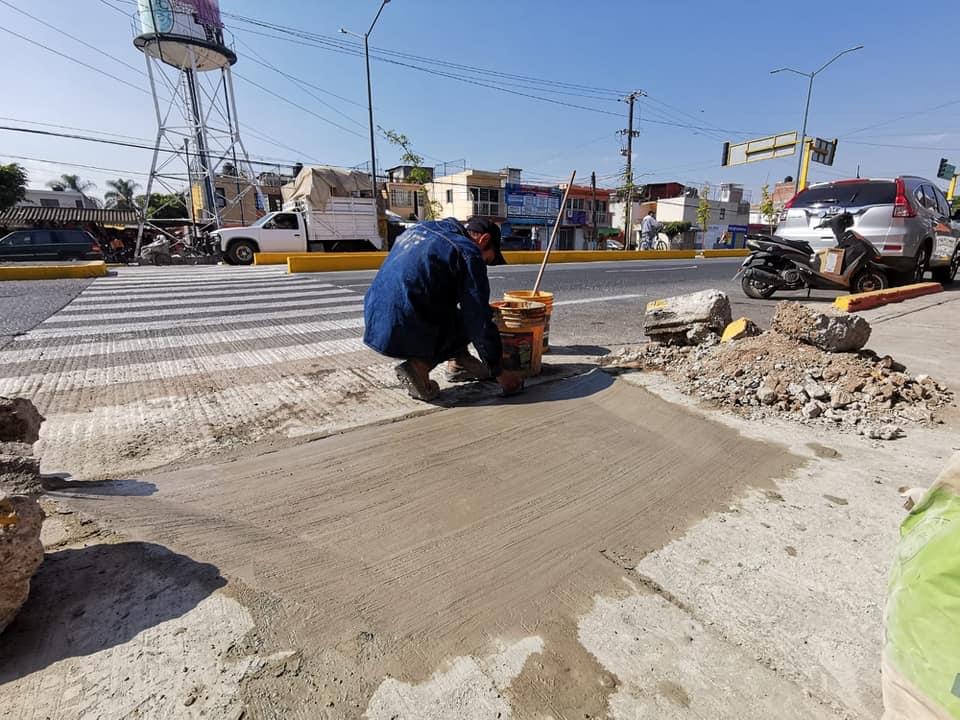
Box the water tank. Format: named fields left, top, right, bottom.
left=134, top=0, right=236, bottom=70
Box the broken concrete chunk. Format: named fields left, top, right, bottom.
left=830, top=390, right=855, bottom=409
left=771, top=302, right=871, bottom=353
left=721, top=317, right=761, bottom=343
left=804, top=381, right=830, bottom=401
left=0, top=492, right=44, bottom=634
left=0, top=398, right=44, bottom=447
left=0, top=454, right=42, bottom=496
left=802, top=401, right=823, bottom=419
left=644, top=289, right=732, bottom=346
left=756, top=384, right=778, bottom=405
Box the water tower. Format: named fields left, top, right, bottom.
left=133, top=0, right=262, bottom=252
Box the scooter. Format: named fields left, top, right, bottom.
left=737, top=212, right=889, bottom=299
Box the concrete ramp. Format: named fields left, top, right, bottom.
left=51, top=371, right=799, bottom=714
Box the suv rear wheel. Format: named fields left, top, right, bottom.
left=932, top=246, right=959, bottom=285
left=912, top=243, right=931, bottom=283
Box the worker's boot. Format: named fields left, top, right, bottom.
left=444, top=352, right=491, bottom=383
left=395, top=359, right=440, bottom=402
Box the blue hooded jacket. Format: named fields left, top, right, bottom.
left=363, top=219, right=503, bottom=375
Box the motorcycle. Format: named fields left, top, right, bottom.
left=139, top=236, right=173, bottom=266
left=737, top=212, right=889, bottom=299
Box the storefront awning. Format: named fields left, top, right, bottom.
left=0, top=206, right=140, bottom=225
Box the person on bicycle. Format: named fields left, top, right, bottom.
left=639, top=210, right=662, bottom=251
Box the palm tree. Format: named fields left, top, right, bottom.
left=47, top=174, right=96, bottom=194
left=104, top=178, right=140, bottom=209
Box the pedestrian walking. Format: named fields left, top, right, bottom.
left=363, top=217, right=523, bottom=402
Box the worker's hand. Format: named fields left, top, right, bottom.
left=498, top=373, right=524, bottom=397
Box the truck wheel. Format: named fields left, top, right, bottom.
left=226, top=240, right=257, bottom=265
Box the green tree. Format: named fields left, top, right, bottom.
left=104, top=178, right=140, bottom=209
left=380, top=127, right=440, bottom=220
left=0, top=163, right=28, bottom=212
left=696, top=184, right=712, bottom=247
left=47, top=174, right=95, bottom=194
left=759, top=182, right=776, bottom=235
left=135, top=192, right=188, bottom=220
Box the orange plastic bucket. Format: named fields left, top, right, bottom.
left=504, top=290, right=554, bottom=353
left=490, top=300, right=546, bottom=378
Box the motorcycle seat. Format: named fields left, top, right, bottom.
left=769, top=235, right=813, bottom=253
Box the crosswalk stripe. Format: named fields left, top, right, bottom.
left=27, top=302, right=365, bottom=337
left=64, top=288, right=354, bottom=311
left=0, top=337, right=370, bottom=394
left=49, top=292, right=360, bottom=322
left=0, top=316, right=367, bottom=364
left=75, top=282, right=339, bottom=302
left=81, top=276, right=327, bottom=294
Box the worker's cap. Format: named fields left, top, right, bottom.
left=465, top=217, right=506, bottom=265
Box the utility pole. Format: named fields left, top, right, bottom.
left=619, top=90, right=643, bottom=250
left=591, top=171, right=598, bottom=249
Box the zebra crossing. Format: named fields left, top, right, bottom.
left=1, top=265, right=424, bottom=480
left=0, top=265, right=372, bottom=393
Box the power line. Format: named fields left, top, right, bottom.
left=0, top=0, right=145, bottom=75
left=0, top=25, right=150, bottom=95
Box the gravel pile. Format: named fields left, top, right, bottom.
left=602, top=331, right=953, bottom=440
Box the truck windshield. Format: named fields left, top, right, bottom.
left=251, top=212, right=277, bottom=228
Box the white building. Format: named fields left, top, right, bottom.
left=19, top=188, right=99, bottom=209
left=656, top=184, right=751, bottom=248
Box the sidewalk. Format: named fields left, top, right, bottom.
left=3, top=293, right=957, bottom=719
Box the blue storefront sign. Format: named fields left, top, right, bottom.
left=505, top=184, right=561, bottom=224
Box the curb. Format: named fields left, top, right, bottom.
left=833, top=282, right=943, bottom=312
left=0, top=261, right=108, bottom=281
left=278, top=249, right=750, bottom=273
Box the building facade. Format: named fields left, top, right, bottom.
left=557, top=183, right=615, bottom=250
left=656, top=183, right=752, bottom=248
left=383, top=165, right=433, bottom=221
left=426, top=169, right=505, bottom=222
left=19, top=188, right=99, bottom=209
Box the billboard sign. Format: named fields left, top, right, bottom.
left=722, top=131, right=799, bottom=167
left=505, top=184, right=561, bottom=219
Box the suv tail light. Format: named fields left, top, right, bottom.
left=893, top=178, right=916, bottom=218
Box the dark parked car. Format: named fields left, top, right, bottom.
left=0, top=229, right=103, bottom=262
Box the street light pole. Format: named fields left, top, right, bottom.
left=341, top=0, right=391, bottom=231
left=771, top=45, right=863, bottom=189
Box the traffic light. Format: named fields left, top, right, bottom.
left=939, top=158, right=949, bottom=179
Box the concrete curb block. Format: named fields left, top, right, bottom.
left=702, top=249, right=750, bottom=258
left=0, top=261, right=108, bottom=281
left=276, top=249, right=747, bottom=273
left=833, top=282, right=943, bottom=312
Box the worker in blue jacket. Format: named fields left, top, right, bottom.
left=363, top=217, right=522, bottom=401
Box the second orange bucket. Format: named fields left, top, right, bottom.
left=503, top=290, right=554, bottom=353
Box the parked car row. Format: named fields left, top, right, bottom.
left=0, top=229, right=103, bottom=261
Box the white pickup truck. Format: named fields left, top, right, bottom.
left=212, top=197, right=383, bottom=265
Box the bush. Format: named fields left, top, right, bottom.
left=661, top=220, right=692, bottom=238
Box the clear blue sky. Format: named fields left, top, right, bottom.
left=2, top=0, right=958, bottom=203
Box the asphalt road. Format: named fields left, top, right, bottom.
left=1, top=258, right=842, bottom=355
left=0, top=278, right=95, bottom=349
left=320, top=257, right=840, bottom=350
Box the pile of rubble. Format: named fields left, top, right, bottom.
left=0, top=397, right=46, bottom=634
left=602, top=293, right=953, bottom=440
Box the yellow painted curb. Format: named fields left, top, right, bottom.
left=702, top=249, right=750, bottom=258
left=0, top=261, right=108, bottom=281
left=833, top=282, right=943, bottom=312
left=288, top=253, right=387, bottom=273
left=282, top=249, right=702, bottom=273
